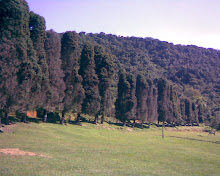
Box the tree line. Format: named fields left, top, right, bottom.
left=115, top=70, right=204, bottom=128
left=79, top=32, right=220, bottom=129
left=0, top=0, right=219, bottom=130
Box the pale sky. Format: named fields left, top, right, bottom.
left=26, top=0, right=220, bottom=50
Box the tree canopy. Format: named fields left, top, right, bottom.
left=0, top=0, right=219, bottom=130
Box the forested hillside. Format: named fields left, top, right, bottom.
left=78, top=32, right=220, bottom=126
left=0, top=0, right=219, bottom=129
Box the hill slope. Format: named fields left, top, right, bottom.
left=78, top=32, right=220, bottom=120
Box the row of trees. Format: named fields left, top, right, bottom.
left=115, top=70, right=204, bottom=128
left=81, top=32, right=220, bottom=127
left=0, top=0, right=218, bottom=129
left=0, top=0, right=115, bottom=125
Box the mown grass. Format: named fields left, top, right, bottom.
left=0, top=122, right=219, bottom=176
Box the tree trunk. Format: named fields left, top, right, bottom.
left=157, top=120, right=160, bottom=127
left=132, top=120, right=136, bottom=128
left=141, top=121, right=144, bottom=129
left=76, top=113, right=81, bottom=125
left=101, top=112, right=104, bottom=124
left=50, top=112, right=55, bottom=123
left=94, top=114, right=98, bottom=125
left=61, top=112, right=65, bottom=125
left=123, top=121, right=126, bottom=127
left=44, top=111, right=47, bottom=122
left=22, top=114, right=27, bottom=123
left=162, top=120, right=165, bottom=138
left=5, top=112, right=9, bottom=125
left=139, top=122, right=143, bottom=129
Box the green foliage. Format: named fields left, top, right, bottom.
left=29, top=11, right=51, bottom=109
left=61, top=31, right=85, bottom=114
left=61, top=31, right=79, bottom=72
left=1, top=0, right=219, bottom=128
left=79, top=42, right=100, bottom=116
left=29, top=11, right=46, bottom=61
left=147, top=86, right=158, bottom=123
left=157, top=78, right=172, bottom=123
left=115, top=70, right=137, bottom=125
left=94, top=45, right=114, bottom=119
left=136, top=74, right=148, bottom=123
left=0, top=0, right=43, bottom=113
left=16, top=36, right=43, bottom=111
left=79, top=32, right=220, bottom=125
left=115, top=69, right=130, bottom=123
left=0, top=0, right=30, bottom=38
left=126, top=73, right=137, bottom=121
left=0, top=38, right=19, bottom=113
left=45, top=30, right=66, bottom=112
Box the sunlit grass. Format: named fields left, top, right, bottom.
left=0, top=122, right=219, bottom=176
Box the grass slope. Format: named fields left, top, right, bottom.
left=0, top=122, right=219, bottom=176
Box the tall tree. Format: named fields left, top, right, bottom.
left=79, top=42, right=100, bottom=124
left=136, top=74, right=148, bottom=127
left=61, top=31, right=85, bottom=125
left=0, top=0, right=43, bottom=123
left=0, top=39, right=18, bottom=124
left=115, top=69, right=130, bottom=126
left=180, top=99, right=186, bottom=124
left=44, top=30, right=66, bottom=122
left=198, top=103, right=205, bottom=123
left=115, top=70, right=136, bottom=126
left=29, top=11, right=51, bottom=115
left=0, top=0, right=25, bottom=123
left=29, top=11, right=46, bottom=63
left=147, top=79, right=158, bottom=127
left=191, top=102, right=198, bottom=125
left=157, top=78, right=172, bottom=138
left=184, top=98, right=192, bottom=125
left=94, top=45, right=114, bottom=124
left=169, top=85, right=181, bottom=125
left=126, top=73, right=137, bottom=126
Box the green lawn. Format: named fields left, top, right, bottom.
left=0, top=122, right=219, bottom=176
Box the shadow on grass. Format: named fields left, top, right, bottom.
left=107, top=122, right=150, bottom=129
left=168, top=135, right=220, bottom=144
left=27, top=117, right=41, bottom=123
left=0, top=116, right=19, bottom=126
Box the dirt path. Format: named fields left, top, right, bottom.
left=0, top=124, right=16, bottom=133
left=0, top=148, right=51, bottom=158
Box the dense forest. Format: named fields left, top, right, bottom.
left=0, top=0, right=219, bottom=129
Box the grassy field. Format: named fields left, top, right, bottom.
left=0, top=122, right=219, bottom=176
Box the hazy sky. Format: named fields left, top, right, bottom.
left=26, top=0, right=220, bottom=50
